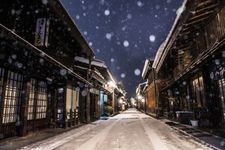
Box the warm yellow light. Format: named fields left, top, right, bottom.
left=137, top=95, right=143, bottom=100
left=107, top=81, right=116, bottom=88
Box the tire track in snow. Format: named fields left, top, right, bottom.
left=139, top=114, right=170, bottom=150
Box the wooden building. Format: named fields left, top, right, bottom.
left=0, top=0, right=95, bottom=138
left=153, top=0, right=225, bottom=127
left=74, top=57, right=123, bottom=117
left=141, top=59, right=157, bottom=115
left=136, top=82, right=147, bottom=112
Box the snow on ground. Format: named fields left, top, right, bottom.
left=20, top=109, right=209, bottom=150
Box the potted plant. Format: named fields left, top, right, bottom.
left=190, top=119, right=199, bottom=127
left=190, top=108, right=200, bottom=127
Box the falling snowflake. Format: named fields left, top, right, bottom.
left=110, top=58, right=115, bottom=63
left=122, top=26, right=126, bottom=31
left=137, top=1, right=144, bottom=7
left=42, top=0, right=48, bottom=5
left=222, top=51, right=225, bottom=57
left=84, top=31, right=88, bottom=35
left=76, top=15, right=80, bottom=20
left=106, top=33, right=113, bottom=40
left=82, top=6, right=87, bottom=10
left=96, top=26, right=99, bottom=29
left=39, top=58, right=44, bottom=64
left=127, top=14, right=132, bottom=19
left=11, top=54, right=17, bottom=59
left=134, top=69, right=141, bottom=76
left=149, top=35, right=156, bottom=42
left=89, top=42, right=93, bottom=46
left=81, top=90, right=88, bottom=96
left=58, top=88, right=64, bottom=93
left=166, top=0, right=172, bottom=3
left=123, top=40, right=129, bottom=47
left=16, top=62, right=23, bottom=69
left=121, top=73, right=126, bottom=78
left=104, top=9, right=110, bottom=16
left=99, top=0, right=105, bottom=5
left=8, top=58, right=12, bottom=64
left=155, top=5, right=160, bottom=10
left=221, top=141, right=225, bottom=146
left=186, top=95, right=190, bottom=100
left=215, top=59, right=220, bottom=65
left=60, top=69, right=67, bottom=76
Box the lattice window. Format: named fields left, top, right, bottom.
left=192, top=75, right=206, bottom=108
left=57, top=88, right=64, bottom=121
left=2, top=71, right=23, bottom=124
left=36, top=81, right=47, bottom=119
left=27, top=79, right=36, bottom=120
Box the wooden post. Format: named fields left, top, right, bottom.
left=20, top=76, right=29, bottom=136
left=0, top=69, right=7, bottom=138
left=86, top=56, right=92, bottom=123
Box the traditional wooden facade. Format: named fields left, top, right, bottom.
left=153, top=0, right=225, bottom=127
left=0, top=0, right=95, bottom=139
left=74, top=57, right=122, bottom=117
left=141, top=59, right=157, bottom=115
left=135, top=82, right=147, bottom=112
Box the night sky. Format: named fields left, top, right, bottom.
left=61, top=0, right=182, bottom=97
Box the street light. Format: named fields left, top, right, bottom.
left=107, top=80, right=116, bottom=88
left=137, top=95, right=143, bottom=100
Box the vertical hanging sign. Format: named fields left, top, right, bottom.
left=34, top=18, right=50, bottom=47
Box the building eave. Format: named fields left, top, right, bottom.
left=0, top=23, right=93, bottom=86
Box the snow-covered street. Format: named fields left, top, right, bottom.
left=20, top=109, right=209, bottom=150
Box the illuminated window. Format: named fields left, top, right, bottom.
left=27, top=79, right=36, bottom=120
left=2, top=71, right=23, bottom=124
left=36, top=81, right=47, bottom=119
left=192, top=75, right=205, bottom=107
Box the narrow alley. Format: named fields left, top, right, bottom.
left=19, top=109, right=207, bottom=150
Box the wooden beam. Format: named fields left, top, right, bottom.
left=189, top=10, right=214, bottom=22
left=185, top=16, right=209, bottom=27
left=194, top=3, right=218, bottom=14
left=197, top=0, right=215, bottom=8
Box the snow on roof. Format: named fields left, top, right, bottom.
left=152, top=0, right=187, bottom=72
left=74, top=56, right=107, bottom=68
left=74, top=56, right=117, bottom=83
left=142, top=59, right=150, bottom=79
